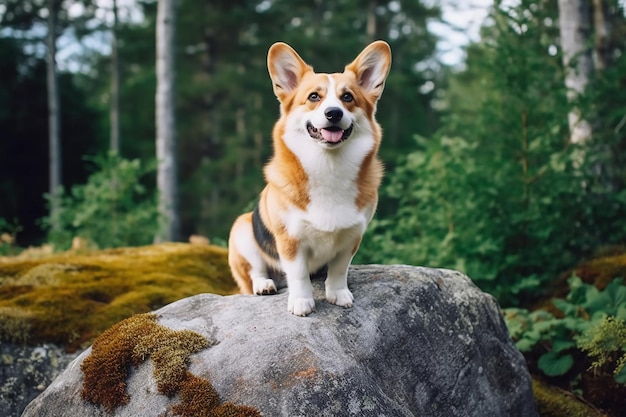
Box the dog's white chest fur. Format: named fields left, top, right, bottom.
left=282, top=129, right=373, bottom=271
left=283, top=113, right=374, bottom=235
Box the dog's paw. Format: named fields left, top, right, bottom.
left=288, top=296, right=316, bottom=316
left=253, top=278, right=277, bottom=295
left=326, top=288, right=354, bottom=308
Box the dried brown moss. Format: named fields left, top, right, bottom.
left=172, top=374, right=261, bottom=417
left=81, top=313, right=260, bottom=417
left=576, top=252, right=626, bottom=290
left=0, top=243, right=238, bottom=350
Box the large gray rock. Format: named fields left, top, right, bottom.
left=22, top=265, right=538, bottom=417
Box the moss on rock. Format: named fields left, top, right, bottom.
left=80, top=313, right=260, bottom=416
left=533, top=377, right=606, bottom=417
left=0, top=243, right=237, bottom=350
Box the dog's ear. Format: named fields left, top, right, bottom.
left=267, top=42, right=311, bottom=101
left=345, top=41, right=392, bottom=101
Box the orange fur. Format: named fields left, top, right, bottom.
left=227, top=214, right=254, bottom=294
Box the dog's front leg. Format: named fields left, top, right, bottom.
left=282, top=256, right=315, bottom=316
left=325, top=249, right=354, bottom=308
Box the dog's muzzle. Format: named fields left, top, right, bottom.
left=306, top=121, right=354, bottom=145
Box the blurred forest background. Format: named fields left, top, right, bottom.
left=2, top=0, right=626, bottom=410
left=0, top=0, right=625, bottom=301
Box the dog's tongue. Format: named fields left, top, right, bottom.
left=321, top=128, right=343, bottom=143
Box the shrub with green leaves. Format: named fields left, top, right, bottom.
left=42, top=153, right=158, bottom=250
left=505, top=275, right=626, bottom=383
left=356, top=0, right=626, bottom=306
left=356, top=129, right=583, bottom=305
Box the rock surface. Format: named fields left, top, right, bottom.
left=22, top=265, right=538, bottom=417
left=1, top=343, right=79, bottom=417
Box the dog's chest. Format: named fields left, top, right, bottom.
left=297, top=219, right=364, bottom=268
left=296, top=148, right=368, bottom=232
left=278, top=124, right=376, bottom=259
left=286, top=193, right=366, bottom=236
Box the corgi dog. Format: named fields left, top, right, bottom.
left=228, top=41, right=391, bottom=316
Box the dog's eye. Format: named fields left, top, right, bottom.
left=341, top=92, right=354, bottom=103
left=308, top=92, right=321, bottom=102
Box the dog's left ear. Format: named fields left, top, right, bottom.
left=345, top=41, right=392, bottom=101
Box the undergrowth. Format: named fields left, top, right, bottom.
left=41, top=152, right=158, bottom=251
left=505, top=275, right=626, bottom=385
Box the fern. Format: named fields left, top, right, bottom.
left=578, top=316, right=626, bottom=384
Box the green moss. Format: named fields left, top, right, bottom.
left=0, top=306, right=34, bottom=343
left=533, top=377, right=606, bottom=417
left=0, top=243, right=238, bottom=350
left=81, top=313, right=260, bottom=417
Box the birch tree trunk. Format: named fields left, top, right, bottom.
left=557, top=0, right=594, bottom=144
left=47, top=0, right=62, bottom=231
left=155, top=0, right=180, bottom=242
left=110, top=0, right=121, bottom=153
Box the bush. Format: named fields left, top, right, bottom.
left=357, top=131, right=585, bottom=305
left=505, top=275, right=626, bottom=383
left=42, top=153, right=158, bottom=250
left=357, top=0, right=626, bottom=306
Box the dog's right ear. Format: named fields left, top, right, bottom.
left=267, top=42, right=311, bottom=101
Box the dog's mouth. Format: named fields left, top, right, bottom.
left=306, top=121, right=353, bottom=145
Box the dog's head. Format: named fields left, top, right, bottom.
left=267, top=41, right=391, bottom=149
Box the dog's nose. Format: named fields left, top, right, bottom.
left=324, top=107, right=343, bottom=123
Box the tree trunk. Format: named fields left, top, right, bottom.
left=592, top=0, right=612, bottom=72
left=557, top=0, right=594, bottom=144
left=47, top=0, right=61, bottom=231
left=366, top=1, right=377, bottom=41
left=155, top=0, right=180, bottom=242
left=110, top=0, right=121, bottom=153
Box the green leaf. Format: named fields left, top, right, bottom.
left=553, top=299, right=577, bottom=316
left=538, top=352, right=574, bottom=376
left=617, top=304, right=626, bottom=321
left=515, top=339, right=535, bottom=352
left=552, top=339, right=576, bottom=353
